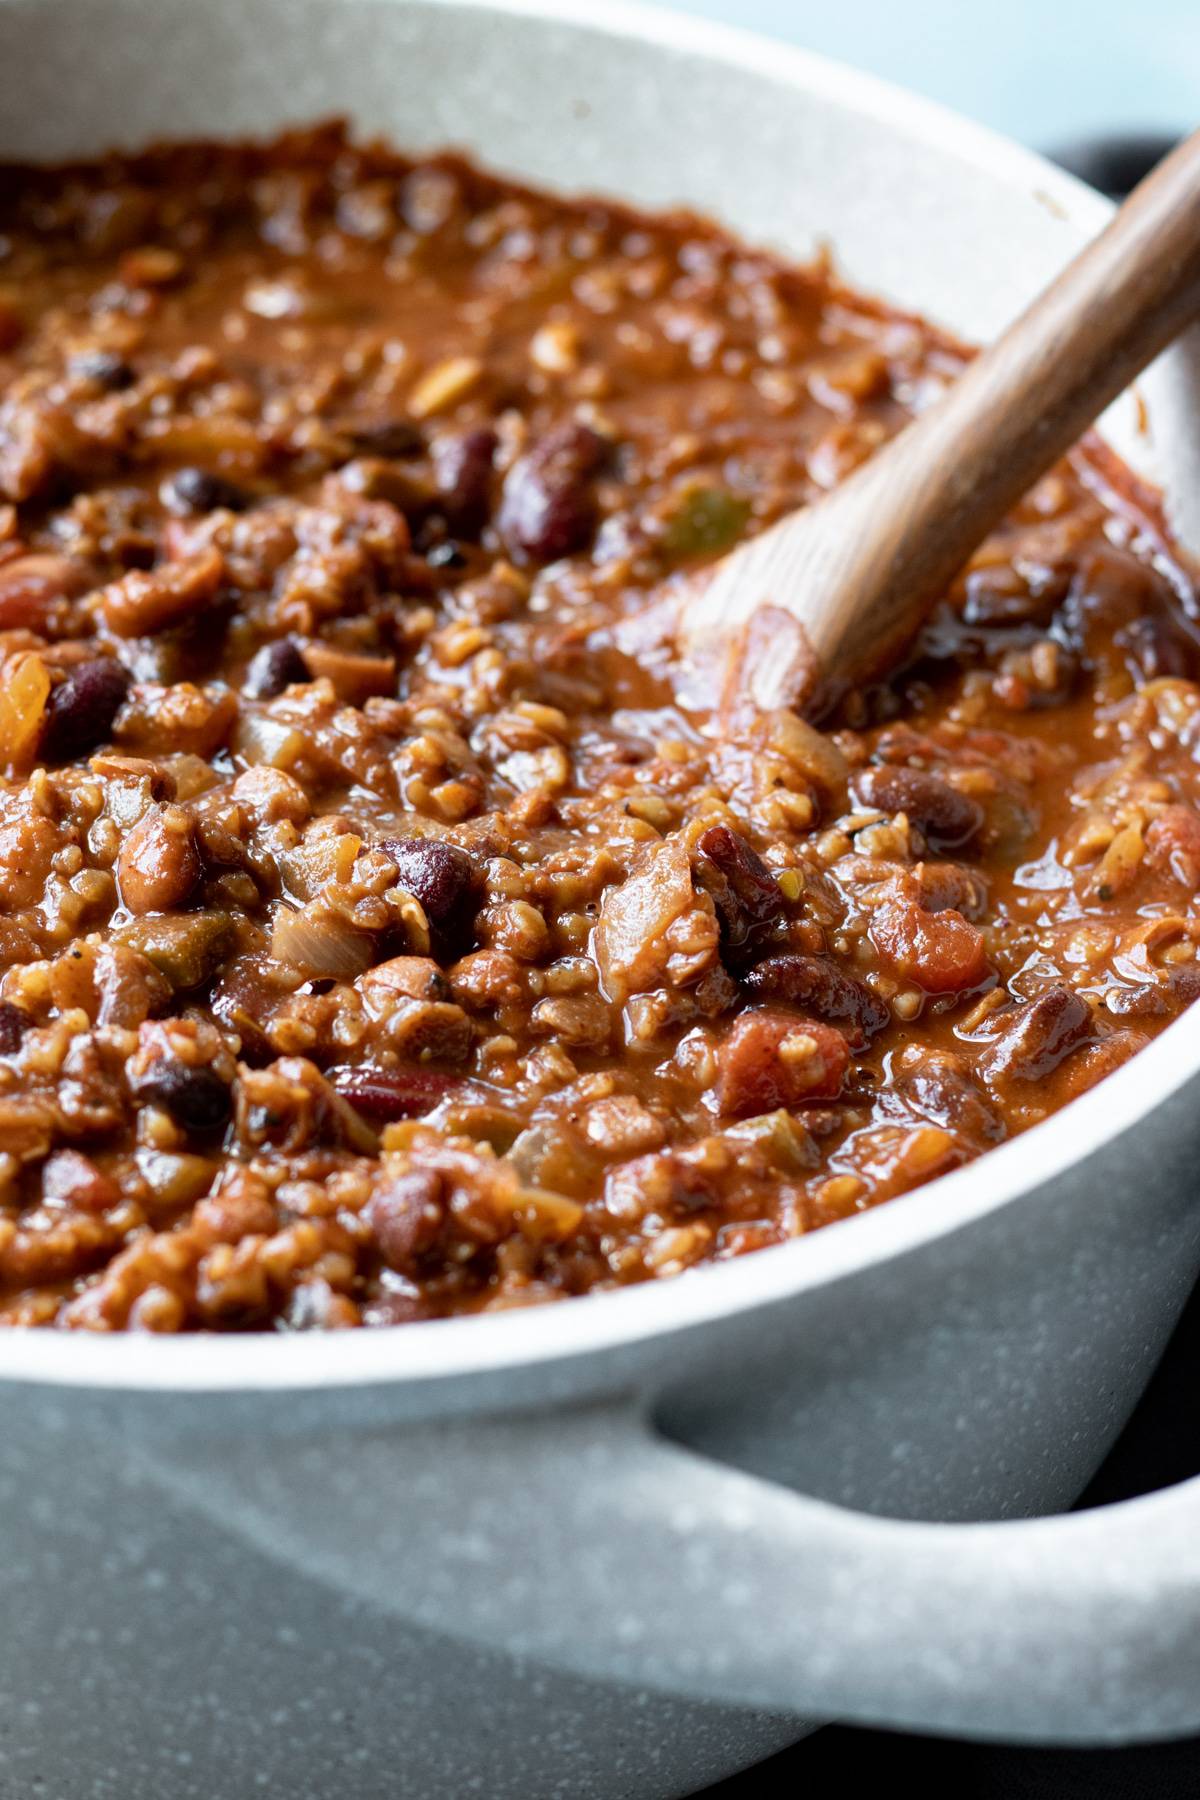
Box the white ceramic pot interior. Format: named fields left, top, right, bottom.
left=0, top=0, right=1198, bottom=1388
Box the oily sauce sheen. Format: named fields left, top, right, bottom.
left=0, top=124, right=1196, bottom=1331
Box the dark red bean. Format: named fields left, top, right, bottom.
left=0, top=999, right=30, bottom=1054
left=161, top=466, right=251, bottom=515
left=69, top=348, right=136, bottom=390
left=743, top=953, right=889, bottom=1044
left=381, top=837, right=480, bottom=934
left=243, top=636, right=311, bottom=699
left=132, top=1060, right=232, bottom=1133
left=1117, top=614, right=1194, bottom=684
left=695, top=824, right=785, bottom=950
left=854, top=764, right=983, bottom=849
left=892, top=1054, right=1003, bottom=1143
left=366, top=1168, right=447, bottom=1271
left=498, top=421, right=608, bottom=563
left=41, top=657, right=130, bottom=761
left=432, top=426, right=497, bottom=537
left=331, top=1065, right=464, bottom=1120
left=982, top=986, right=1091, bottom=1084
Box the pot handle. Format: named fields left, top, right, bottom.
left=150, top=1394, right=1200, bottom=1744
left=527, top=1403, right=1200, bottom=1743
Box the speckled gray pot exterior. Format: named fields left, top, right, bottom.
left=2, top=2, right=1200, bottom=1796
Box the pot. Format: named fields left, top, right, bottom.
left=2, top=2, right=1200, bottom=1795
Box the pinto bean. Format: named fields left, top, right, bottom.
left=981, top=986, right=1091, bottom=1084
left=695, top=823, right=784, bottom=949
left=41, top=656, right=130, bottom=760
left=743, top=953, right=889, bottom=1044
left=716, top=1009, right=850, bottom=1118
left=117, top=803, right=202, bottom=914
left=854, top=764, right=983, bottom=848
left=99, top=546, right=224, bottom=638
left=498, top=420, right=608, bottom=563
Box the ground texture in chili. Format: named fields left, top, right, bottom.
left=0, top=125, right=1196, bottom=1331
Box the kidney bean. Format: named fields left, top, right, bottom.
left=892, top=1053, right=1003, bottom=1143
left=695, top=823, right=784, bottom=949
left=381, top=836, right=480, bottom=948
left=243, top=635, right=311, bottom=699
left=432, top=425, right=497, bottom=537
left=0, top=999, right=29, bottom=1054
left=161, top=466, right=251, bottom=515
left=498, top=420, right=608, bottom=563
left=132, top=1059, right=232, bottom=1133
left=331, top=1065, right=464, bottom=1120
left=981, top=986, right=1091, bottom=1084
left=366, top=1168, right=447, bottom=1272
left=1117, top=614, right=1194, bottom=684
left=854, top=764, right=983, bottom=848
left=716, top=1009, right=850, bottom=1118
left=743, top=953, right=889, bottom=1044
left=41, top=656, right=130, bottom=760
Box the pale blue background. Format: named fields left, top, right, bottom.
left=658, top=0, right=1196, bottom=152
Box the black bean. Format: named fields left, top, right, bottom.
left=243, top=636, right=311, bottom=698
left=161, top=466, right=251, bottom=515
left=432, top=426, right=497, bottom=537
left=0, top=1000, right=30, bottom=1054
left=743, top=953, right=890, bottom=1045
left=346, top=419, right=424, bottom=459
left=381, top=837, right=479, bottom=929
left=41, top=657, right=131, bottom=761
left=69, top=348, right=136, bottom=390
left=498, top=421, right=608, bottom=563
left=132, top=1059, right=232, bottom=1133
left=426, top=540, right=467, bottom=570
left=695, top=824, right=785, bottom=950
left=854, top=764, right=983, bottom=849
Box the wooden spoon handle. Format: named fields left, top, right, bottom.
left=686, top=128, right=1200, bottom=704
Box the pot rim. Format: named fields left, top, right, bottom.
left=1, top=0, right=1192, bottom=1392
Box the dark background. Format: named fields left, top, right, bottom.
left=706, top=128, right=1197, bottom=1800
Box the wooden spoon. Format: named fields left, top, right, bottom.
left=672, top=128, right=1200, bottom=715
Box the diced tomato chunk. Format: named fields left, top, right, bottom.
left=716, top=1009, right=850, bottom=1118
left=870, top=897, right=988, bottom=994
